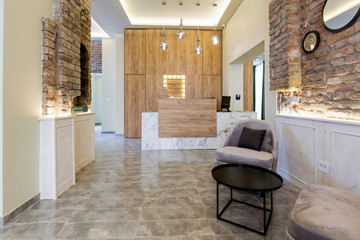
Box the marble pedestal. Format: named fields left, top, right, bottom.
left=142, top=112, right=256, bottom=150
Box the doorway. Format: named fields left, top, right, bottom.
left=253, top=54, right=265, bottom=120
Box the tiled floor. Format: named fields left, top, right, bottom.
left=1, top=126, right=300, bottom=239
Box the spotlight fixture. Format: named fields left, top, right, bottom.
left=160, top=26, right=168, bottom=50
left=212, top=25, right=219, bottom=45
left=194, top=2, right=202, bottom=54
left=194, top=33, right=202, bottom=54
left=177, top=18, right=185, bottom=39
left=160, top=1, right=167, bottom=50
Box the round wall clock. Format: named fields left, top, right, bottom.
left=302, top=31, right=320, bottom=54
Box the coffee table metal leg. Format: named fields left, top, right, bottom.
left=216, top=182, right=219, bottom=218
left=263, top=191, right=266, bottom=233
left=216, top=184, right=274, bottom=236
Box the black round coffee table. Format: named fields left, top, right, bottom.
left=212, top=164, right=283, bottom=236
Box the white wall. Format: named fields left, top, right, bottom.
left=0, top=0, right=4, bottom=217
left=1, top=0, right=53, bottom=216
left=101, top=35, right=124, bottom=134
left=115, top=33, right=124, bottom=135
left=91, top=75, right=102, bottom=124
left=101, top=39, right=116, bottom=132
left=227, top=64, right=243, bottom=111
left=223, top=0, right=276, bottom=126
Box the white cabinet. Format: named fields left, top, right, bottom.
left=277, top=115, right=360, bottom=194
left=39, top=116, right=75, bottom=199
left=39, top=112, right=95, bottom=199
left=74, top=112, right=95, bottom=172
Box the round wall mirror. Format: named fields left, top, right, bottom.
left=303, top=31, right=320, bottom=54
left=323, top=0, right=360, bottom=32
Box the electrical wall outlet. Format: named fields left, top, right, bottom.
left=318, top=160, right=330, bottom=174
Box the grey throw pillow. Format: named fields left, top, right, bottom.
left=238, top=127, right=266, bottom=151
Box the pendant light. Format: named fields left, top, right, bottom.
left=195, top=31, right=202, bottom=54
left=160, top=1, right=168, bottom=50
left=160, top=26, right=168, bottom=50
left=212, top=25, right=219, bottom=45
left=177, top=18, right=185, bottom=39
left=194, top=2, right=202, bottom=55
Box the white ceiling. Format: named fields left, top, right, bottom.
left=119, top=0, right=230, bottom=26
left=91, top=0, right=243, bottom=38
left=91, top=18, right=110, bottom=39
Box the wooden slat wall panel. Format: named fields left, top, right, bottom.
left=158, top=99, right=217, bottom=138
left=185, top=31, right=203, bottom=75
left=124, top=75, right=146, bottom=138
left=146, top=75, right=163, bottom=112
left=146, top=30, right=166, bottom=75
left=203, top=30, right=222, bottom=75
left=166, top=30, right=185, bottom=74
left=185, top=75, right=203, bottom=99
left=203, top=75, right=222, bottom=110
left=243, top=60, right=254, bottom=111
left=124, top=29, right=223, bottom=138
left=124, top=30, right=146, bottom=74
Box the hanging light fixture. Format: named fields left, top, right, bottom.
left=160, top=26, right=168, bottom=50
left=212, top=25, right=219, bottom=45
left=194, top=2, right=202, bottom=55
left=195, top=29, right=202, bottom=55
left=177, top=18, right=185, bottom=39
left=160, top=1, right=168, bottom=50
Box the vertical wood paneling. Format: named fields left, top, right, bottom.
left=185, top=30, right=203, bottom=75
left=124, top=29, right=222, bottom=138
left=243, top=60, right=254, bottom=111
left=166, top=30, right=186, bottom=74
left=124, top=30, right=146, bottom=74
left=146, top=75, right=163, bottom=112
left=203, top=75, right=222, bottom=110
left=185, top=75, right=203, bottom=99
left=146, top=29, right=166, bottom=75
left=203, top=30, right=222, bottom=75
left=124, top=75, right=146, bottom=138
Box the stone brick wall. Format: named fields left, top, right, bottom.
left=41, top=0, right=91, bottom=115
left=91, top=40, right=102, bottom=73
left=42, top=19, right=57, bottom=115
left=270, top=0, right=360, bottom=120
left=269, top=0, right=301, bottom=91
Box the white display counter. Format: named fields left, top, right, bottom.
left=142, top=111, right=256, bottom=150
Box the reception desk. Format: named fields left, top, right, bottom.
left=158, top=98, right=217, bottom=138
left=142, top=111, right=256, bottom=150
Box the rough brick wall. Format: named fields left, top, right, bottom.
left=42, top=19, right=57, bottom=115
left=41, top=0, right=91, bottom=115
left=270, top=0, right=360, bottom=120
left=269, top=0, right=301, bottom=91
left=91, top=40, right=102, bottom=73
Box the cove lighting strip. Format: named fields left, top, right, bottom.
left=324, top=0, right=360, bottom=22
left=119, top=0, right=231, bottom=26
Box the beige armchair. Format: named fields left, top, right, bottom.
left=215, top=119, right=278, bottom=171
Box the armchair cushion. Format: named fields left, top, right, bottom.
left=215, top=146, right=273, bottom=169
left=219, top=119, right=278, bottom=171
left=287, top=184, right=360, bottom=240
left=238, top=127, right=266, bottom=151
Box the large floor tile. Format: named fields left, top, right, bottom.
left=0, top=126, right=300, bottom=239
